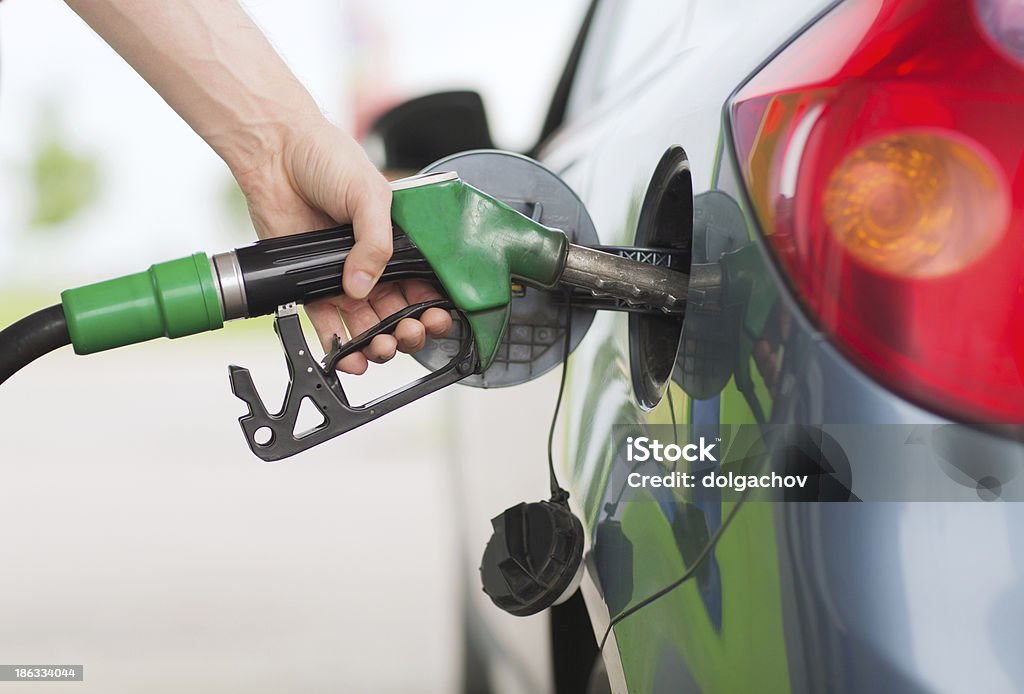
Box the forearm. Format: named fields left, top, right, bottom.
left=65, top=0, right=322, bottom=176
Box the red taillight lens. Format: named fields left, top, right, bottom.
left=730, top=0, right=1024, bottom=424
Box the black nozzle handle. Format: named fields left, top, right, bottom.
left=227, top=225, right=435, bottom=318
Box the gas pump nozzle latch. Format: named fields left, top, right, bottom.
left=229, top=299, right=477, bottom=461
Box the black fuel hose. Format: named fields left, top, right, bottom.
left=0, top=304, right=71, bottom=386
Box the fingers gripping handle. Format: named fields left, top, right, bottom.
left=229, top=226, right=434, bottom=319
left=229, top=302, right=478, bottom=462
left=226, top=172, right=462, bottom=320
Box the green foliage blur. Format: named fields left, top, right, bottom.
left=28, top=103, right=101, bottom=230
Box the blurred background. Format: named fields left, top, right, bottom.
left=0, top=0, right=588, bottom=691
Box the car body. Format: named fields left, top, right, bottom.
left=374, top=0, right=1024, bottom=692
left=538, top=0, right=1024, bottom=692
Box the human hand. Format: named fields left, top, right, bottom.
left=64, top=0, right=452, bottom=371
left=234, top=116, right=452, bottom=374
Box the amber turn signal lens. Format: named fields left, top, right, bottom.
left=823, top=132, right=1009, bottom=278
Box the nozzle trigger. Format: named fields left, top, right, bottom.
left=229, top=300, right=477, bottom=461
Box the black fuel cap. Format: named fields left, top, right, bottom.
left=479, top=499, right=585, bottom=617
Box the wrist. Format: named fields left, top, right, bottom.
left=214, top=103, right=325, bottom=182
left=230, top=114, right=339, bottom=240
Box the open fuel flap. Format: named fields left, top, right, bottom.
left=628, top=146, right=693, bottom=409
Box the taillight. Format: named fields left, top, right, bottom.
left=730, top=0, right=1024, bottom=424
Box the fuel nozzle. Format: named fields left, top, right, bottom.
left=33, top=152, right=699, bottom=461
left=57, top=173, right=455, bottom=357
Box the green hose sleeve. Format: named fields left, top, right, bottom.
left=60, top=253, right=224, bottom=355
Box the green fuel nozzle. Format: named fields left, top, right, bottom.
left=8, top=155, right=691, bottom=461
left=58, top=172, right=570, bottom=370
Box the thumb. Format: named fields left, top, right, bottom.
left=286, top=125, right=394, bottom=300
left=341, top=174, right=393, bottom=300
